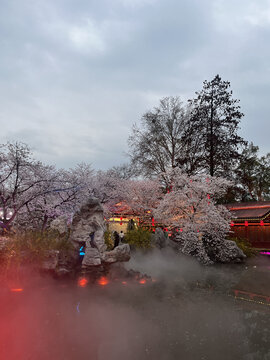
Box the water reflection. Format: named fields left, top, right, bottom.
left=0, top=250, right=270, bottom=359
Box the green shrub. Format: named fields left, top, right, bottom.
left=127, top=219, right=136, bottom=231
left=124, top=227, right=152, bottom=249
left=0, top=229, right=73, bottom=271
left=229, top=236, right=257, bottom=257
left=104, top=230, right=114, bottom=250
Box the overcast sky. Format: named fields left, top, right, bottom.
left=0, top=0, right=269, bottom=170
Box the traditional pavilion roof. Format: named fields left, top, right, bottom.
left=108, top=201, right=134, bottom=215
left=225, top=201, right=270, bottom=220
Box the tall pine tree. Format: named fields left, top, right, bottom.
left=186, top=75, right=246, bottom=177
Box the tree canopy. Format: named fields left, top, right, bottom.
left=128, top=75, right=247, bottom=180
left=186, top=74, right=246, bottom=176
left=128, top=96, right=190, bottom=183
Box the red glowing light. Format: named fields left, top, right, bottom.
left=207, top=194, right=210, bottom=199
left=78, top=278, right=88, bottom=287
left=165, top=228, right=168, bottom=232
left=98, top=276, right=109, bottom=286
left=10, top=288, right=23, bottom=292
left=230, top=222, right=234, bottom=227
left=139, top=279, right=146, bottom=284
left=260, top=220, right=264, bottom=226
left=122, top=281, right=127, bottom=285
left=245, top=221, right=248, bottom=227
left=180, top=228, right=183, bottom=232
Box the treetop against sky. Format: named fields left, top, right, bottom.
left=0, top=0, right=269, bottom=169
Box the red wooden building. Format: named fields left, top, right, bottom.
left=226, top=202, right=270, bottom=248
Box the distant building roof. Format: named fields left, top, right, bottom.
left=108, top=202, right=134, bottom=215
left=226, top=201, right=270, bottom=220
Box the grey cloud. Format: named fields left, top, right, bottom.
left=0, top=0, right=269, bottom=170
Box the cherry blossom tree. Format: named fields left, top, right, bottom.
left=0, top=142, right=59, bottom=232
left=0, top=143, right=96, bottom=232
left=153, top=169, right=232, bottom=264
left=17, top=164, right=94, bottom=230
left=120, top=178, right=163, bottom=219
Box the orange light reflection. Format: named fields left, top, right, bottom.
left=10, top=288, right=23, bottom=292
left=78, top=278, right=88, bottom=288
left=98, top=277, right=109, bottom=286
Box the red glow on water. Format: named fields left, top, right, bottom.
left=245, top=221, right=248, bottom=226
left=78, top=278, right=88, bottom=287
left=10, top=288, right=23, bottom=292
left=139, top=279, right=146, bottom=284
left=98, top=276, right=109, bottom=286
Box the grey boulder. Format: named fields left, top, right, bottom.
left=101, top=244, right=131, bottom=264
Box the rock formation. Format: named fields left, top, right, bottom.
left=101, top=244, right=131, bottom=264
left=152, top=227, right=246, bottom=265
left=210, top=239, right=246, bottom=263
left=151, top=228, right=179, bottom=251
left=50, top=197, right=130, bottom=275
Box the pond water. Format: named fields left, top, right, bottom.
left=1, top=249, right=270, bottom=360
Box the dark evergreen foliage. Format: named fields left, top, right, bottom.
left=185, top=75, right=246, bottom=176
left=235, top=143, right=270, bottom=201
